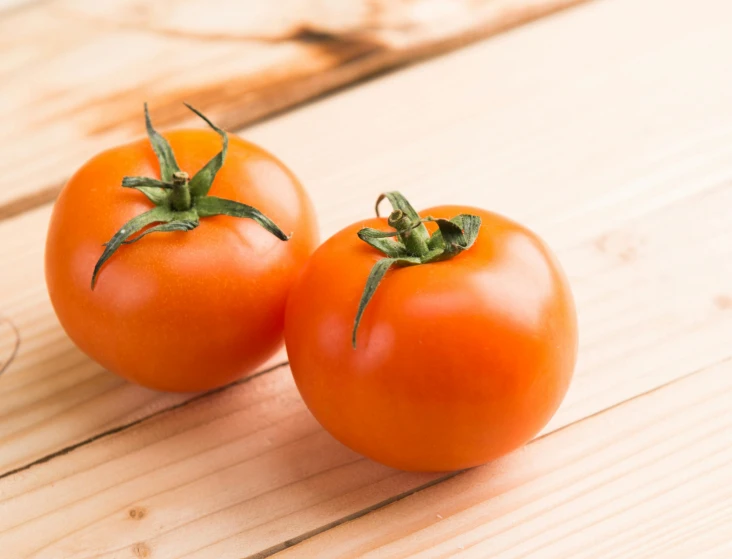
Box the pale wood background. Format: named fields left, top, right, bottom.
left=1, top=0, right=732, bottom=557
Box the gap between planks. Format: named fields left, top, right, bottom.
left=0, top=362, right=288, bottom=482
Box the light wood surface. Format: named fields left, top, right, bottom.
left=0, top=0, right=584, bottom=220
left=1, top=0, right=732, bottom=556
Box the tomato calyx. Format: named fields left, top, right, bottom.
left=91, top=104, right=290, bottom=289
left=351, top=191, right=481, bottom=347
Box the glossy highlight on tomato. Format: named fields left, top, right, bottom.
left=285, top=194, right=577, bottom=472
left=46, top=106, right=318, bottom=392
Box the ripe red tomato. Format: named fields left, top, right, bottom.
left=285, top=193, right=577, bottom=471
left=46, top=105, right=318, bottom=392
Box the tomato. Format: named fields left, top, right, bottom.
left=284, top=193, right=576, bottom=472
left=46, top=105, right=318, bottom=392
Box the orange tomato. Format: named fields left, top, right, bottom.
left=46, top=106, right=318, bottom=392
left=285, top=194, right=576, bottom=471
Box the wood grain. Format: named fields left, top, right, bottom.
left=1, top=0, right=732, bottom=555
left=0, top=0, right=586, bottom=220
left=276, top=358, right=732, bottom=559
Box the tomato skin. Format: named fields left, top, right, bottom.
left=284, top=205, right=577, bottom=471
left=46, top=130, right=318, bottom=392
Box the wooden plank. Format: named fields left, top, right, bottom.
left=276, top=358, right=732, bottom=559
left=0, top=364, right=441, bottom=559
left=0, top=0, right=586, bottom=220
left=0, top=0, right=731, bottom=479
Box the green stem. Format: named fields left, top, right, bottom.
left=169, top=171, right=191, bottom=211
left=388, top=210, right=430, bottom=257
left=93, top=104, right=289, bottom=290
left=352, top=192, right=483, bottom=348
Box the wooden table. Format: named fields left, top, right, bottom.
left=1, top=0, right=731, bottom=557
